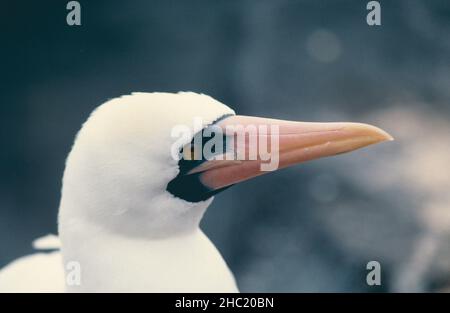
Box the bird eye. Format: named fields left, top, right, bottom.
left=166, top=117, right=234, bottom=202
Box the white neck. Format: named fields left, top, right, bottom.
left=59, top=217, right=237, bottom=292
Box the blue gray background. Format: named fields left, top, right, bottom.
left=1, top=0, right=450, bottom=292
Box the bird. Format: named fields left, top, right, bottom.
left=0, top=92, right=393, bottom=292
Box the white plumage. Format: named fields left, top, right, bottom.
left=0, top=92, right=238, bottom=292
left=0, top=244, right=64, bottom=293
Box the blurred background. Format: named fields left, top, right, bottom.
left=1, top=0, right=450, bottom=292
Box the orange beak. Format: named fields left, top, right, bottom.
left=187, top=115, right=393, bottom=191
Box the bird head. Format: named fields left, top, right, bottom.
left=59, top=92, right=392, bottom=239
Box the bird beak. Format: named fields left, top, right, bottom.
left=185, top=115, right=393, bottom=192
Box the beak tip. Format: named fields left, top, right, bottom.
left=347, top=122, right=394, bottom=144
left=375, top=127, right=394, bottom=143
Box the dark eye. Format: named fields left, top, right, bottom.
left=166, top=115, right=234, bottom=202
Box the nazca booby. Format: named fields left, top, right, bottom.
left=0, top=92, right=393, bottom=292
